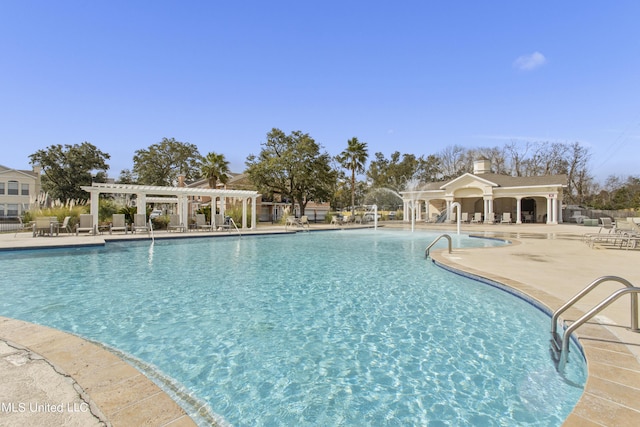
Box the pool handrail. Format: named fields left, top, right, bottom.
left=425, top=234, right=452, bottom=258
left=550, top=275, right=639, bottom=371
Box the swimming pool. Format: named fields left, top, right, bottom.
left=0, top=230, right=586, bottom=426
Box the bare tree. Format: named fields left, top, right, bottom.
left=437, top=145, right=468, bottom=179
left=565, top=142, right=592, bottom=204
left=504, top=140, right=532, bottom=177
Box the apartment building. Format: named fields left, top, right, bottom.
left=0, top=164, right=41, bottom=217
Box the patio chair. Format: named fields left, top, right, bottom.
left=59, top=216, right=72, bottom=233
left=194, top=214, right=213, bottom=231
left=461, top=212, right=470, bottom=223
left=471, top=212, right=482, bottom=224
left=168, top=214, right=186, bottom=232
left=109, top=214, right=128, bottom=234
left=500, top=212, right=512, bottom=224
left=285, top=215, right=300, bottom=230
left=132, top=213, right=150, bottom=234
left=214, top=214, right=231, bottom=231
left=300, top=215, right=310, bottom=228
left=75, top=214, right=95, bottom=235
left=33, top=217, right=56, bottom=237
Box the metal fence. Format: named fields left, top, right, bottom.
left=0, top=216, right=24, bottom=232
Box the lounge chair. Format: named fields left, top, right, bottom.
left=168, top=214, right=186, bottom=232
left=214, top=214, right=231, bottom=231
left=585, top=218, right=634, bottom=247
left=353, top=215, right=362, bottom=224
left=583, top=218, right=619, bottom=243
left=194, top=214, right=213, bottom=231
left=330, top=216, right=343, bottom=226
left=132, top=213, right=150, bottom=234
left=461, top=212, right=470, bottom=223
left=501, top=213, right=512, bottom=224
left=110, top=214, right=128, bottom=234
left=617, top=218, right=640, bottom=249
left=75, top=214, right=95, bottom=235
left=471, top=212, right=482, bottom=224
left=299, top=215, right=310, bottom=228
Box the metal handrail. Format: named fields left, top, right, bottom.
left=149, top=218, right=155, bottom=242
left=228, top=217, right=241, bottom=237
left=425, top=234, right=452, bottom=258
left=551, top=276, right=636, bottom=338
left=557, top=287, right=640, bottom=371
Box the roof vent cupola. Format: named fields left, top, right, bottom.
left=473, top=157, right=491, bottom=175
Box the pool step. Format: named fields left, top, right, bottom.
left=549, top=332, right=563, bottom=363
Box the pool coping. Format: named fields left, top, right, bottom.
left=0, top=316, right=198, bottom=426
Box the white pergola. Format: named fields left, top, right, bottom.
left=80, top=183, right=260, bottom=229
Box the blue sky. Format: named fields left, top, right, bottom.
left=2, top=1, right=639, bottom=183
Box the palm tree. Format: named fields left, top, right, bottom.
left=338, top=137, right=368, bottom=215
left=200, top=152, right=231, bottom=188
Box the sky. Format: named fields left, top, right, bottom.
left=2, top=1, right=639, bottom=184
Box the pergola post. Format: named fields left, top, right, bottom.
left=251, top=196, right=257, bottom=229
left=136, top=193, right=146, bottom=215
left=90, top=189, right=99, bottom=234
left=242, top=198, right=248, bottom=229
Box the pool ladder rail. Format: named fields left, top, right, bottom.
left=228, top=217, right=241, bottom=237
left=550, top=275, right=640, bottom=371
left=425, top=234, right=452, bottom=258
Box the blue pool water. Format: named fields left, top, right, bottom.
left=0, top=230, right=585, bottom=426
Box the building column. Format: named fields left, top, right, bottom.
left=416, top=200, right=423, bottom=221
left=557, top=193, right=564, bottom=223
left=546, top=195, right=558, bottom=224
left=425, top=199, right=430, bottom=222
left=516, top=196, right=523, bottom=224
left=483, top=197, right=495, bottom=223
left=446, top=199, right=452, bottom=222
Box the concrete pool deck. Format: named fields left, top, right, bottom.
left=0, top=222, right=639, bottom=426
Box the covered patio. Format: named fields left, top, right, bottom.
left=400, top=159, right=567, bottom=225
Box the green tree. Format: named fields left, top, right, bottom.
left=337, top=137, right=368, bottom=214
left=28, top=142, right=110, bottom=202
left=246, top=128, right=336, bottom=217
left=200, top=152, right=230, bottom=188
left=366, top=151, right=436, bottom=190
left=117, top=169, right=137, bottom=184
left=133, top=137, right=201, bottom=186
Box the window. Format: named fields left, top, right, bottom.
left=7, top=204, right=18, bottom=216
left=21, top=183, right=29, bottom=196
left=0, top=205, right=4, bottom=216
left=8, top=181, right=18, bottom=196
left=0, top=183, right=4, bottom=195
